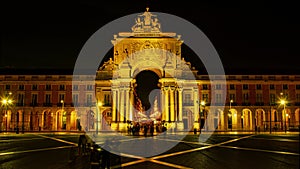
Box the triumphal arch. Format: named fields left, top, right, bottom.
left=96, top=8, right=200, bottom=132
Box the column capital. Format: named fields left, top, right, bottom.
left=163, top=86, right=170, bottom=91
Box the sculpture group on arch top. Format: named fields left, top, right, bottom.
left=97, top=8, right=198, bottom=132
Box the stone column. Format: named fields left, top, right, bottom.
left=125, top=89, right=130, bottom=121
left=112, top=90, right=117, bottom=122
left=164, top=87, right=169, bottom=122
left=119, top=89, right=124, bottom=122
left=170, top=87, right=175, bottom=122
left=178, top=88, right=183, bottom=121
left=193, top=89, right=199, bottom=122
left=161, top=87, right=165, bottom=120
left=117, top=90, right=121, bottom=122
left=129, top=89, right=134, bottom=120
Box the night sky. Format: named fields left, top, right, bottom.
left=1, top=1, right=299, bottom=74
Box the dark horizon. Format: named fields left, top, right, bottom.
left=1, top=1, right=299, bottom=74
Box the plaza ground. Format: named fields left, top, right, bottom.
left=0, top=131, right=299, bottom=169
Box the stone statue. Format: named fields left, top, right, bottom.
left=131, top=17, right=143, bottom=32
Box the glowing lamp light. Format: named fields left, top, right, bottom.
left=2, top=99, right=8, bottom=105
left=8, top=99, right=12, bottom=104
left=200, top=101, right=206, bottom=106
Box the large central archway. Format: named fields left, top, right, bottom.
left=135, top=70, right=160, bottom=111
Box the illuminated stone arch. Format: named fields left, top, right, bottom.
left=86, top=109, right=95, bottom=131
left=294, top=108, right=300, bottom=128
left=69, top=111, right=77, bottom=130
left=242, top=108, right=253, bottom=130
left=132, top=65, right=163, bottom=79
left=228, top=108, right=238, bottom=130
left=255, top=109, right=266, bottom=130
left=55, top=109, right=64, bottom=130
left=101, top=108, right=112, bottom=131
left=41, top=109, right=53, bottom=130
left=281, top=108, right=292, bottom=130
left=216, top=109, right=225, bottom=130
left=182, top=108, right=194, bottom=131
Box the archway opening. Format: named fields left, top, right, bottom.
left=135, top=70, right=160, bottom=112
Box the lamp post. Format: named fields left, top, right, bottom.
left=1, top=97, right=13, bottom=132
left=61, top=100, right=64, bottom=112
left=60, top=100, right=65, bottom=130
left=269, top=105, right=272, bottom=134
left=228, top=100, right=233, bottom=131
left=280, top=99, right=286, bottom=133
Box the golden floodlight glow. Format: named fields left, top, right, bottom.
left=200, top=101, right=206, bottom=106
left=98, top=102, right=102, bottom=106
left=60, top=100, right=64, bottom=103
left=280, top=99, right=286, bottom=105
left=2, top=99, right=8, bottom=105
left=8, top=99, right=12, bottom=104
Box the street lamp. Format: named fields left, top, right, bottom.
left=229, top=99, right=233, bottom=110
left=61, top=100, right=66, bottom=129
left=61, top=100, right=64, bottom=112
left=1, top=98, right=13, bottom=132
left=228, top=100, right=233, bottom=131
left=280, top=99, right=287, bottom=133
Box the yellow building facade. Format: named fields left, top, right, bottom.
left=1, top=9, right=300, bottom=133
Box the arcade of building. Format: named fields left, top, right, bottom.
left=1, top=9, right=299, bottom=133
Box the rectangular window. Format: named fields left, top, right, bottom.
left=283, top=84, right=288, bottom=90
left=87, top=85, right=93, bottom=90
left=296, top=85, right=300, bottom=90
left=19, top=85, right=24, bottom=90
left=216, top=84, right=221, bottom=90
left=256, top=93, right=263, bottom=103
left=46, top=84, right=51, bottom=90
left=296, top=94, right=300, bottom=102
left=229, top=94, right=235, bottom=102
left=18, top=93, right=24, bottom=106
left=73, top=85, right=79, bottom=91
left=104, top=94, right=111, bottom=105
left=256, top=84, right=262, bottom=90
left=86, top=94, right=92, bottom=105
left=59, top=85, right=65, bottom=91
left=5, top=85, right=10, bottom=90
left=59, top=94, right=65, bottom=102
left=270, top=84, right=275, bottom=90
left=243, top=93, right=249, bottom=102
left=229, top=84, right=235, bottom=90
left=202, top=94, right=209, bottom=102
left=184, top=94, right=192, bottom=104
left=32, top=85, right=38, bottom=90
left=202, top=84, right=208, bottom=90
left=45, top=94, right=51, bottom=104
left=72, top=94, right=79, bottom=106
left=216, top=94, right=222, bottom=103
left=270, top=94, right=276, bottom=104
left=243, top=84, right=248, bottom=90
left=31, top=94, right=38, bottom=105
